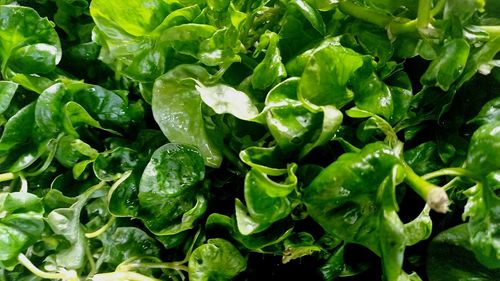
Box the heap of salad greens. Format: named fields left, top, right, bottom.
left=0, top=0, right=499, bottom=280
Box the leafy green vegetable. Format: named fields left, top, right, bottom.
left=0, top=193, right=44, bottom=267
left=138, top=143, right=206, bottom=236
left=0, top=1, right=498, bottom=280
left=188, top=238, right=246, bottom=281
left=427, top=224, right=500, bottom=280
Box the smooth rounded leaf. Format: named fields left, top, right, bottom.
left=9, top=43, right=58, bottom=74
left=139, top=143, right=205, bottom=197
left=189, top=239, right=246, bottom=281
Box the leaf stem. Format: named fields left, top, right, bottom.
left=82, top=181, right=106, bottom=198
left=338, top=0, right=391, bottom=27
left=417, top=0, right=432, bottom=30
left=388, top=19, right=417, bottom=35
left=107, top=170, right=132, bottom=215
left=430, top=0, right=446, bottom=16
left=421, top=167, right=477, bottom=181
left=222, top=147, right=247, bottom=175
left=125, top=262, right=189, bottom=272
left=338, top=0, right=420, bottom=35
left=481, top=26, right=500, bottom=38
left=0, top=172, right=16, bottom=182
left=25, top=138, right=59, bottom=177
left=19, top=173, right=28, bottom=193
left=441, top=177, right=462, bottom=191
left=18, top=253, right=78, bottom=280
left=403, top=164, right=449, bottom=213
left=85, top=216, right=116, bottom=238
left=180, top=227, right=202, bottom=263
left=86, top=242, right=97, bottom=275
left=92, top=272, right=161, bottom=281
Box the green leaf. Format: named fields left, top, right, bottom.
left=0, top=103, right=35, bottom=152
left=263, top=78, right=339, bottom=155
left=63, top=102, right=122, bottom=136
left=352, top=59, right=412, bottom=123
left=152, top=65, right=222, bottom=167
left=463, top=172, right=500, bottom=269
left=206, top=213, right=293, bottom=251
left=138, top=143, right=206, bottom=235
left=0, top=5, right=61, bottom=77
left=107, top=170, right=141, bottom=217
left=55, top=136, right=98, bottom=168
left=89, top=0, right=170, bottom=82
left=427, top=224, right=500, bottom=280
left=404, top=142, right=444, bottom=175
left=188, top=238, right=246, bottom=281
left=465, top=122, right=500, bottom=179
left=421, top=39, right=470, bottom=91
left=196, top=81, right=260, bottom=121
left=90, top=0, right=169, bottom=37
left=198, top=26, right=243, bottom=67
left=251, top=31, right=287, bottom=90
left=379, top=166, right=406, bottom=281
left=46, top=207, right=87, bottom=269
left=303, top=142, right=402, bottom=254
left=292, top=0, right=326, bottom=35
left=236, top=164, right=297, bottom=234
left=68, top=82, right=143, bottom=129
left=319, top=244, right=345, bottom=281
left=0, top=193, right=44, bottom=263
left=9, top=44, right=58, bottom=74
left=298, top=38, right=364, bottom=108
left=404, top=206, right=432, bottom=246
left=239, top=146, right=287, bottom=176
left=469, top=97, right=500, bottom=125
left=99, top=227, right=161, bottom=267
left=282, top=232, right=322, bottom=264
left=35, top=83, right=68, bottom=138
left=93, top=148, right=140, bottom=181
left=160, top=24, right=218, bottom=58
left=0, top=81, right=18, bottom=114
